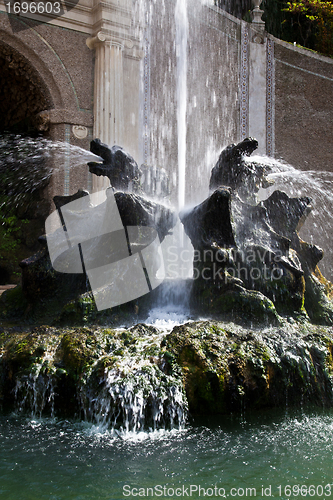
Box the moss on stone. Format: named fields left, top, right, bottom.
left=0, top=286, right=29, bottom=320
left=304, top=274, right=333, bottom=326
left=165, top=320, right=333, bottom=415
left=4, top=329, right=53, bottom=371
left=314, top=267, right=333, bottom=299
left=1, top=320, right=333, bottom=420
left=59, top=330, right=97, bottom=377
left=211, top=289, right=280, bottom=325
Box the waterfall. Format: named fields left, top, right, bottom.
left=10, top=327, right=188, bottom=432
left=82, top=363, right=187, bottom=432
left=165, top=0, right=193, bottom=278
left=175, top=0, right=188, bottom=211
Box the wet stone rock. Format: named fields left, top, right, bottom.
left=1, top=320, right=333, bottom=422
left=181, top=139, right=333, bottom=324
left=0, top=324, right=187, bottom=429
left=165, top=320, right=333, bottom=414
left=209, top=137, right=273, bottom=203
left=7, top=180, right=177, bottom=321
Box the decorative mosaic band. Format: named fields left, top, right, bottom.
left=87, top=128, right=93, bottom=193
left=143, top=8, right=151, bottom=167
left=266, top=37, right=275, bottom=157
left=64, top=123, right=71, bottom=196
left=240, top=23, right=249, bottom=140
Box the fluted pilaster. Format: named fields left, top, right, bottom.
left=87, top=32, right=126, bottom=146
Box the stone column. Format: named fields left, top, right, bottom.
left=87, top=32, right=125, bottom=147
left=243, top=0, right=270, bottom=156
left=86, top=0, right=134, bottom=192
left=248, top=33, right=267, bottom=155
left=87, top=32, right=135, bottom=192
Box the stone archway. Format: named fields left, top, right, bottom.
left=0, top=18, right=95, bottom=284
left=0, top=42, right=53, bottom=134
left=0, top=42, right=55, bottom=284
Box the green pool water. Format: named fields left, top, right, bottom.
left=0, top=408, right=332, bottom=500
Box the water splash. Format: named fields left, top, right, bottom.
left=253, top=155, right=333, bottom=281
left=82, top=364, right=186, bottom=433
left=145, top=277, right=193, bottom=331
left=79, top=325, right=188, bottom=432
left=13, top=336, right=61, bottom=418
left=14, top=367, right=56, bottom=418
left=145, top=308, right=192, bottom=332
left=0, top=134, right=102, bottom=210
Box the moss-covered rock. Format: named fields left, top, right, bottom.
left=0, top=285, right=29, bottom=320
left=1, top=320, right=333, bottom=425
left=166, top=320, right=333, bottom=415
left=0, top=283, right=150, bottom=328
left=304, top=273, right=333, bottom=326
left=59, top=329, right=98, bottom=376
left=194, top=285, right=280, bottom=325
left=0, top=323, right=186, bottom=428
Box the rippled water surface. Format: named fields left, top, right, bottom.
left=1, top=408, right=333, bottom=499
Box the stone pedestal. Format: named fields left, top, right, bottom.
left=251, top=0, right=265, bottom=30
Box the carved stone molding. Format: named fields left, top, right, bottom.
left=86, top=31, right=132, bottom=50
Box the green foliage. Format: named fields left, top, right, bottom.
left=284, top=0, right=333, bottom=56
left=215, top=0, right=333, bottom=56
left=262, top=0, right=333, bottom=57
left=0, top=134, right=51, bottom=280
left=0, top=205, right=28, bottom=254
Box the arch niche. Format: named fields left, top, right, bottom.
left=0, top=40, right=55, bottom=134
left=0, top=33, right=64, bottom=284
